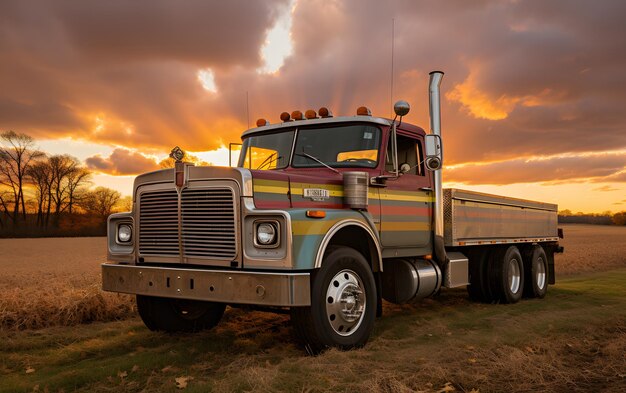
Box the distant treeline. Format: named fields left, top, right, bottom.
left=1, top=131, right=130, bottom=238
left=558, top=210, right=626, bottom=226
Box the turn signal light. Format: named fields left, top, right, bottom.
left=256, top=118, right=269, bottom=127
left=319, top=107, right=333, bottom=118
left=280, top=112, right=291, bottom=122
left=356, top=106, right=371, bottom=116
left=291, top=110, right=304, bottom=120
left=305, top=109, right=318, bottom=119
left=306, top=210, right=326, bottom=219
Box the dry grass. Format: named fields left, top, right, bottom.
left=0, top=224, right=624, bottom=331
left=0, top=238, right=134, bottom=330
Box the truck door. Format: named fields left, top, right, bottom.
left=380, top=133, right=433, bottom=250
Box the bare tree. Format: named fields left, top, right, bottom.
left=48, top=155, right=77, bottom=226
left=80, top=187, right=121, bottom=220
left=0, top=131, right=43, bottom=226
left=27, top=159, right=53, bottom=227
left=66, top=166, right=92, bottom=215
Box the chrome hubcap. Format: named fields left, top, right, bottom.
left=325, top=269, right=366, bottom=336
left=508, top=258, right=521, bottom=293
left=536, top=257, right=546, bottom=289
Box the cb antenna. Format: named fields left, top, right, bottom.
left=390, top=18, right=395, bottom=118
left=246, top=91, right=250, bottom=129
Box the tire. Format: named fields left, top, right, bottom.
left=523, top=245, right=549, bottom=299
left=136, top=295, right=225, bottom=333
left=489, top=246, right=524, bottom=304
left=467, top=248, right=493, bottom=303
left=291, top=246, right=377, bottom=353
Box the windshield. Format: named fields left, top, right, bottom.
left=238, top=131, right=294, bottom=170
left=292, top=125, right=381, bottom=168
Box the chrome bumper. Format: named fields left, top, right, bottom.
left=102, top=264, right=311, bottom=306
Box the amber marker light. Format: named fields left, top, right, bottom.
left=305, top=109, right=318, bottom=119
left=256, top=118, right=269, bottom=127
left=319, top=107, right=333, bottom=118
left=423, top=254, right=433, bottom=260
left=306, top=210, right=326, bottom=218
left=291, top=110, right=304, bottom=120
left=280, top=112, right=291, bottom=122
left=356, top=106, right=372, bottom=116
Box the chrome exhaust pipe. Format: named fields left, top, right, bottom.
left=428, top=71, right=448, bottom=270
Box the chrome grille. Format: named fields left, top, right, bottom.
left=138, top=187, right=237, bottom=260
left=139, top=189, right=179, bottom=256
left=181, top=188, right=236, bottom=259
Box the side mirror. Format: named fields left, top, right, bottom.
left=229, top=143, right=242, bottom=167
left=424, top=134, right=443, bottom=171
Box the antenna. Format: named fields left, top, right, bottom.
left=246, top=91, right=250, bottom=129
left=390, top=18, right=395, bottom=118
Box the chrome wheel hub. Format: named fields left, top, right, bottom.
left=508, top=258, right=521, bottom=294
left=325, top=269, right=366, bottom=336
left=536, top=257, right=546, bottom=290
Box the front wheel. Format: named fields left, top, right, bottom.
left=291, top=246, right=377, bottom=353
left=137, top=295, right=225, bottom=333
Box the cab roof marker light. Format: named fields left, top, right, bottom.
left=305, top=109, right=318, bottom=119
left=356, top=106, right=371, bottom=116
left=291, top=110, right=304, bottom=120
left=319, top=107, right=333, bottom=118
left=280, top=112, right=292, bottom=122
left=256, top=118, right=269, bottom=127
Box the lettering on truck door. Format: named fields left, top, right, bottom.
left=380, top=133, right=432, bottom=248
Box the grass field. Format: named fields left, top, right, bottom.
left=0, top=224, right=625, bottom=392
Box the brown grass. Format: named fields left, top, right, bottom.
left=0, top=224, right=624, bottom=331
left=0, top=237, right=134, bottom=330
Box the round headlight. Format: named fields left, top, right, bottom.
left=118, top=224, right=132, bottom=243
left=256, top=223, right=276, bottom=245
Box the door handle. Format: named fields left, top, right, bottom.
left=419, top=187, right=433, bottom=192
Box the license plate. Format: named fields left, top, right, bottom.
left=303, top=188, right=330, bottom=201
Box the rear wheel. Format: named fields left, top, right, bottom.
left=291, top=246, right=377, bottom=353
left=489, top=246, right=524, bottom=304
left=523, top=245, right=549, bottom=298
left=467, top=248, right=493, bottom=303
left=137, top=295, right=225, bottom=332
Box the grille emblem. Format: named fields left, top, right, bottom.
left=170, top=146, right=185, bottom=162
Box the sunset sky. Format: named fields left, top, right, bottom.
left=1, top=0, right=625, bottom=213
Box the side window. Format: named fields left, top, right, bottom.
left=385, top=134, right=425, bottom=176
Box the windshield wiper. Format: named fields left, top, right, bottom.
left=294, top=152, right=339, bottom=174
left=256, top=153, right=281, bottom=170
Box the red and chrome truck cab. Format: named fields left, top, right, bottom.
left=103, top=71, right=561, bottom=351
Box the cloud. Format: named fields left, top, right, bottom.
left=86, top=148, right=159, bottom=175
left=1, top=0, right=626, bottom=187
left=593, top=185, right=620, bottom=192
left=446, top=152, right=626, bottom=185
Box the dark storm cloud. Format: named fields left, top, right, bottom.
left=0, top=0, right=625, bottom=186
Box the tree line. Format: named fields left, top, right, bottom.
left=558, top=210, right=626, bottom=226
left=0, top=131, right=128, bottom=237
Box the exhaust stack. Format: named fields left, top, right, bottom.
left=428, top=71, right=448, bottom=269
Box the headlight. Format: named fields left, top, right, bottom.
left=256, top=222, right=277, bottom=246
left=117, top=224, right=132, bottom=243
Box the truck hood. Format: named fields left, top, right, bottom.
left=133, top=165, right=252, bottom=199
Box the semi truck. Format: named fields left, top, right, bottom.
left=103, top=71, right=563, bottom=352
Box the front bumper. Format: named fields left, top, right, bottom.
left=102, top=264, right=311, bottom=306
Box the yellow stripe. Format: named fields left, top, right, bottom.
left=292, top=220, right=341, bottom=236
left=253, top=179, right=434, bottom=203
left=380, top=193, right=434, bottom=203
left=381, top=221, right=430, bottom=231
left=253, top=185, right=289, bottom=194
